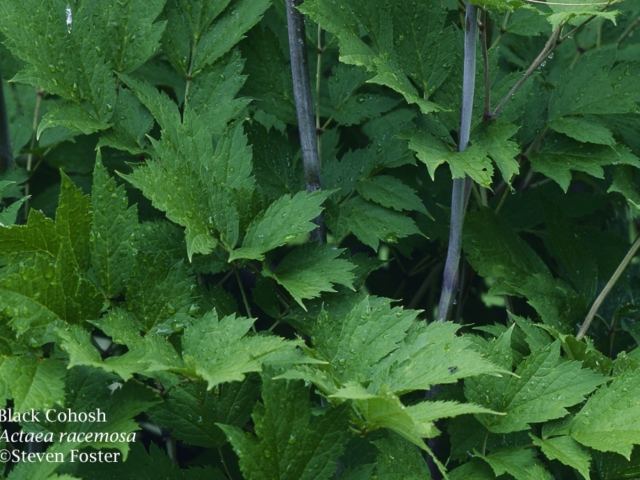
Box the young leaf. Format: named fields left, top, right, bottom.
left=219, top=375, right=352, bottom=480
left=90, top=153, right=138, bottom=299
left=229, top=190, right=330, bottom=261
left=262, top=244, right=355, bottom=308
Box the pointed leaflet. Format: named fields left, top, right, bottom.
left=152, top=310, right=304, bottom=390
left=91, top=152, right=138, bottom=299
left=0, top=181, right=27, bottom=227
left=479, top=447, right=542, bottom=480
left=548, top=116, right=616, bottom=146
left=370, top=320, right=507, bottom=394
left=531, top=435, right=591, bottom=480
left=148, top=375, right=261, bottom=448
left=126, top=255, right=194, bottom=332
left=530, top=135, right=640, bottom=192
left=0, top=0, right=116, bottom=135
left=240, top=25, right=296, bottom=124
left=81, top=0, right=167, bottom=74
left=56, top=172, right=92, bottom=270
left=0, top=356, right=65, bottom=412
left=34, top=367, right=160, bottom=459
left=186, top=51, right=252, bottom=135
left=300, top=0, right=441, bottom=114
left=571, top=367, right=640, bottom=458
left=161, top=0, right=270, bottom=77
left=325, top=196, right=422, bottom=251
left=308, top=296, right=419, bottom=387
left=0, top=209, right=60, bottom=258
left=466, top=341, right=607, bottom=434
left=219, top=375, right=351, bottom=480
left=262, top=244, right=355, bottom=308
left=356, top=175, right=429, bottom=215
left=372, top=433, right=433, bottom=480
left=120, top=74, right=252, bottom=259
left=229, top=190, right=330, bottom=261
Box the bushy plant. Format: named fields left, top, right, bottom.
left=1, top=0, right=640, bottom=478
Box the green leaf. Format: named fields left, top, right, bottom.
left=332, top=92, right=400, bottom=127
left=0, top=209, right=60, bottom=258
left=472, top=122, right=520, bottom=183
left=548, top=116, right=616, bottom=146
left=531, top=434, right=591, bottom=480
left=356, top=175, right=429, bottom=215
left=97, top=88, right=154, bottom=154
left=175, top=311, right=304, bottom=390
left=37, top=101, right=112, bottom=139
left=0, top=355, right=66, bottom=412
left=530, top=135, right=640, bottom=192
left=371, top=320, right=507, bottom=394
left=85, top=0, right=167, bottom=74
left=448, top=459, right=496, bottom=480
left=309, top=296, right=419, bottom=387
left=55, top=172, right=93, bottom=270
left=148, top=375, right=261, bottom=448
left=299, top=0, right=441, bottom=115
left=126, top=255, right=194, bottom=332
left=229, top=190, right=329, bottom=261
left=219, top=375, right=352, bottom=480
left=479, top=446, right=541, bottom=480
left=263, top=244, right=355, bottom=308
left=240, top=25, right=296, bottom=124
left=571, top=367, right=640, bottom=458
left=0, top=181, right=27, bottom=227
left=90, top=152, right=138, bottom=298
left=186, top=50, right=251, bottom=135
left=466, top=341, right=608, bottom=434
left=549, top=49, right=640, bottom=120
left=611, top=165, right=640, bottom=216
left=372, top=433, right=433, bottom=480
left=326, top=196, right=421, bottom=251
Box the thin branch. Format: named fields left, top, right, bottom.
left=315, top=25, right=323, bottom=161
left=617, top=14, right=640, bottom=45
left=286, top=0, right=325, bottom=244
left=437, top=3, right=477, bottom=322
left=480, top=10, right=491, bottom=120
left=0, top=64, right=14, bottom=174
left=577, top=235, right=640, bottom=340
left=490, top=24, right=562, bottom=118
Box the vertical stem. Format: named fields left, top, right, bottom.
left=0, top=64, right=14, bottom=174
left=286, top=0, right=325, bottom=244
left=436, top=3, right=477, bottom=322
left=316, top=25, right=323, bottom=162
left=23, top=89, right=43, bottom=217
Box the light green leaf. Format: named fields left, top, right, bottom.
left=90, top=152, right=138, bottom=299
left=571, top=367, right=640, bottom=458
left=332, top=93, right=400, bottom=127
left=219, top=374, right=351, bottom=480
left=610, top=165, right=640, bottom=216
left=175, top=311, right=304, bottom=389
left=466, top=341, right=608, bottom=433
left=310, top=296, right=419, bottom=386
left=0, top=209, right=60, bottom=258
left=371, top=320, right=508, bottom=394
left=531, top=434, right=591, bottom=480
left=229, top=190, right=329, bottom=261
left=449, top=459, right=496, bottom=480
left=472, top=122, right=520, bottom=183
left=97, top=88, right=154, bottom=154
left=356, top=175, right=429, bottom=215
left=263, top=244, right=355, bottom=308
